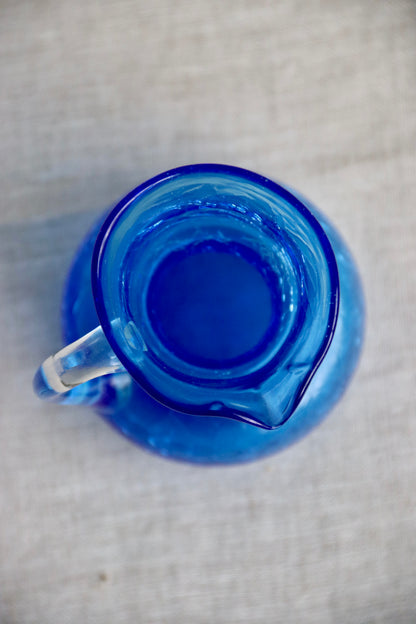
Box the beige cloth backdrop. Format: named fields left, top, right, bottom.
left=1, top=1, right=415, bottom=622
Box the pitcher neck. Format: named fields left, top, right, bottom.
left=92, top=165, right=339, bottom=429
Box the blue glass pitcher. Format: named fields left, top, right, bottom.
left=34, top=164, right=364, bottom=463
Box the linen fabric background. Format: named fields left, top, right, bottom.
left=0, top=1, right=415, bottom=622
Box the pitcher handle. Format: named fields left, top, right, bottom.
left=33, top=326, right=126, bottom=401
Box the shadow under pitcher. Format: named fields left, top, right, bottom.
left=34, top=164, right=364, bottom=464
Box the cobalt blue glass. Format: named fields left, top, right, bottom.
left=34, top=164, right=364, bottom=464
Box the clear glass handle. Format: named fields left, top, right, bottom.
left=33, top=326, right=126, bottom=401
